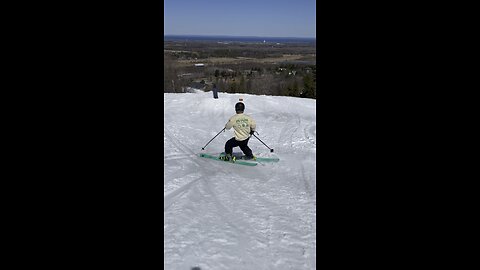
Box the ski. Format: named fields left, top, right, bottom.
left=199, top=153, right=258, bottom=166
left=220, top=152, right=280, bottom=163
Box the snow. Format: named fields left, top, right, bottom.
left=164, top=90, right=316, bottom=269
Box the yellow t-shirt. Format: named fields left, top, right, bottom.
left=225, top=113, right=256, bottom=141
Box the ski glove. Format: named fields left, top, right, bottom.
left=250, top=130, right=255, bottom=135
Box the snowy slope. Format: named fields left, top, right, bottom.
left=164, top=90, right=316, bottom=270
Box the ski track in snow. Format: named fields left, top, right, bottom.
left=164, top=91, right=316, bottom=270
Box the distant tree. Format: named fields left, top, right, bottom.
left=246, top=79, right=253, bottom=94
left=301, top=74, right=315, bottom=98
left=275, top=84, right=282, bottom=96
left=215, top=69, right=220, bottom=78
left=229, top=81, right=237, bottom=93
left=249, top=74, right=275, bottom=95
left=293, top=80, right=300, bottom=96
left=287, top=79, right=300, bottom=97
left=164, top=53, right=182, bottom=92
left=217, top=79, right=227, bottom=93
left=238, top=76, right=246, bottom=93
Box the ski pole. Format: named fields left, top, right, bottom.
left=201, top=128, right=226, bottom=150
left=252, top=133, right=274, bottom=152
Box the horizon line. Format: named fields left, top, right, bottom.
left=164, top=34, right=316, bottom=39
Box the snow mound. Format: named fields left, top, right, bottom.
left=164, top=91, right=316, bottom=269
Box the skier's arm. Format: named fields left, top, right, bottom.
left=250, top=117, right=256, bottom=132
left=225, top=117, right=234, bottom=130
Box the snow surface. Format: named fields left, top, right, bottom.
left=164, top=90, right=316, bottom=270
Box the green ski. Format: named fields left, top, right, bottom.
left=220, top=152, right=280, bottom=163
left=199, top=153, right=258, bottom=166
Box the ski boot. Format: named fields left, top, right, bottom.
left=220, top=154, right=236, bottom=162
left=243, top=155, right=256, bottom=161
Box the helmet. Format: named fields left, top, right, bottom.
left=235, top=102, right=245, bottom=112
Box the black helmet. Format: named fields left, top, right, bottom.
left=235, top=102, right=245, bottom=112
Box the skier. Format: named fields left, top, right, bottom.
left=221, top=102, right=256, bottom=161
left=212, top=84, right=218, bottom=99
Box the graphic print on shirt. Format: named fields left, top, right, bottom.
left=236, top=118, right=249, bottom=128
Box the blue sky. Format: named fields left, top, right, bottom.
left=164, top=0, right=316, bottom=38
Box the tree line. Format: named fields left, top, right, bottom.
left=164, top=53, right=316, bottom=99
left=210, top=66, right=316, bottom=99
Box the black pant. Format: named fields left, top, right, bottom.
left=225, top=137, right=253, bottom=157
